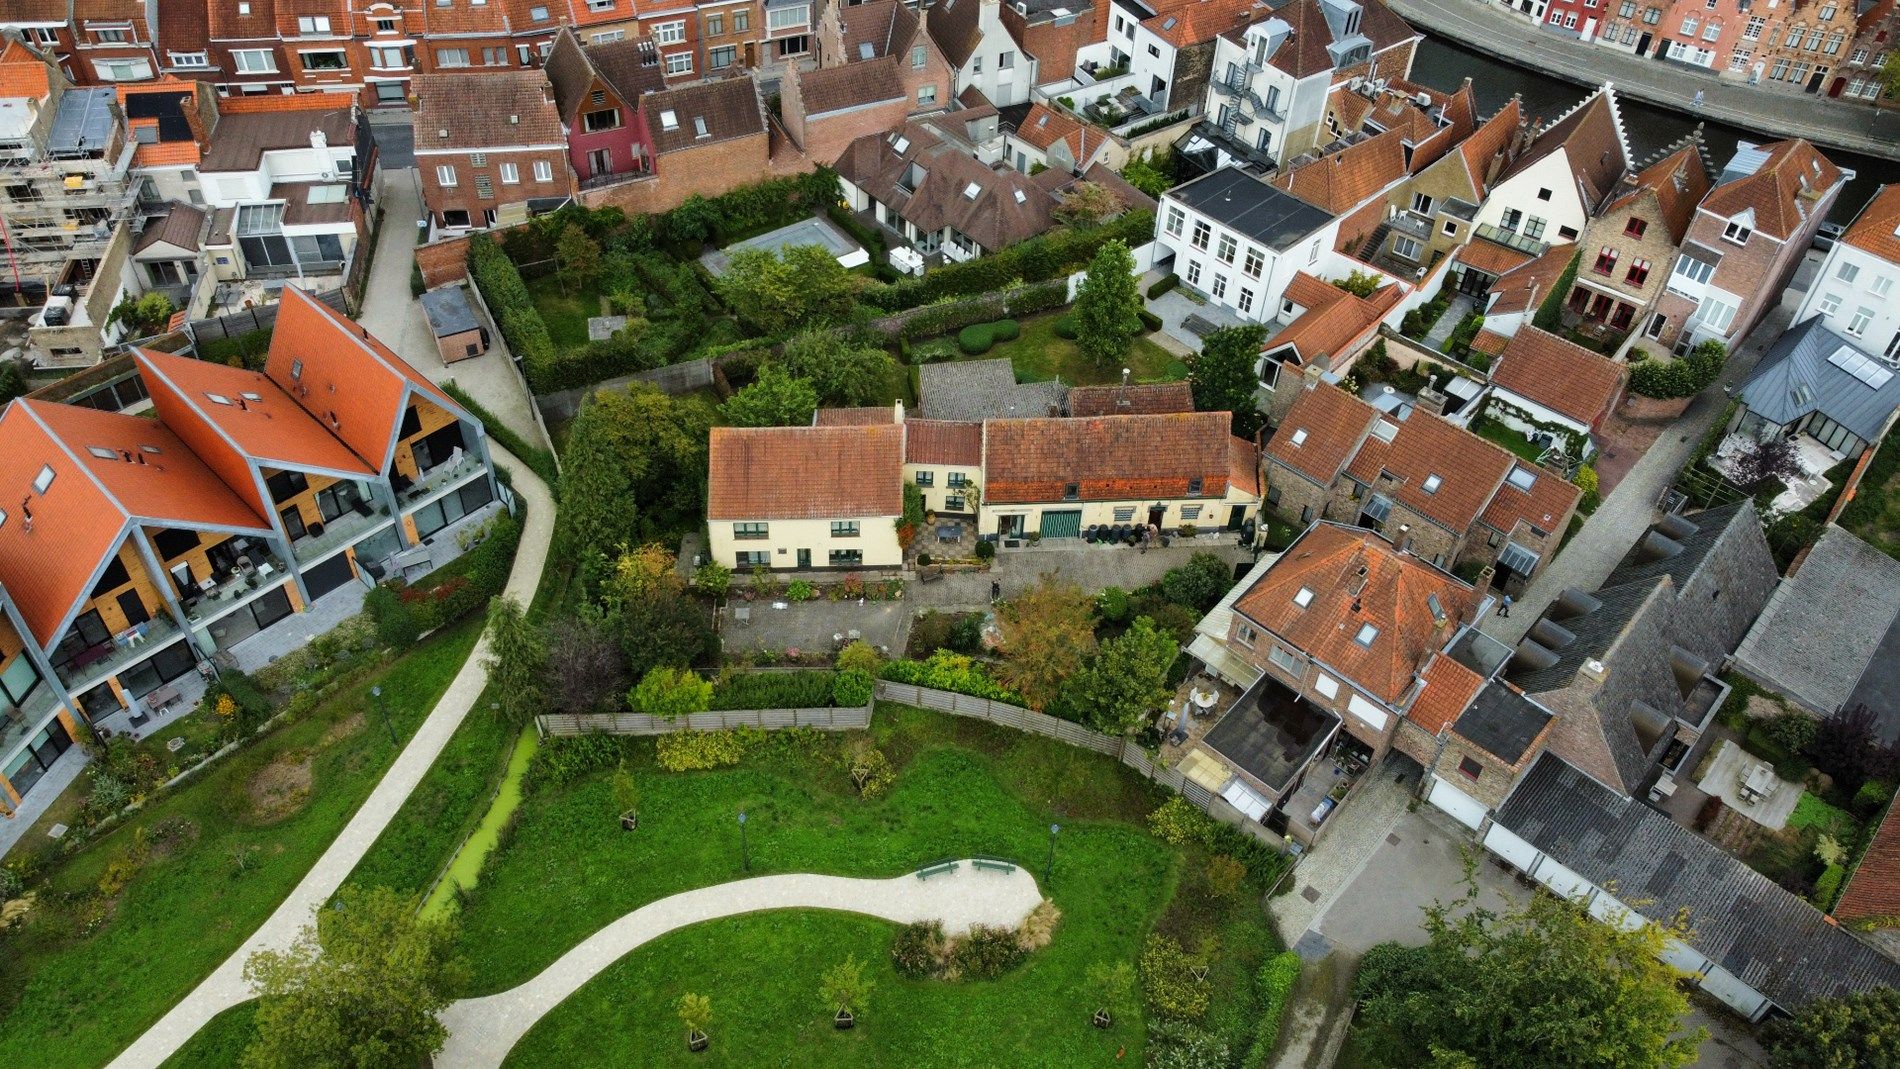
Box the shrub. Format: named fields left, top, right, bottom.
left=958, top=323, right=996, bottom=354
left=1146, top=274, right=1180, bottom=299
left=468, top=238, right=557, bottom=389
left=527, top=732, right=628, bottom=793
left=916, top=552, right=933, bottom=567
left=1629, top=340, right=1727, bottom=399
left=974, top=540, right=996, bottom=560
left=1760, top=712, right=1820, bottom=756
left=1139, top=935, right=1209, bottom=1021
left=990, top=318, right=1020, bottom=342
left=1148, top=1019, right=1230, bottom=1069
left=879, top=651, right=1026, bottom=705
left=630, top=666, right=713, bottom=719
left=365, top=584, right=421, bottom=649
left=947, top=614, right=984, bottom=653
left=1245, top=952, right=1303, bottom=1065
left=1205, top=855, right=1246, bottom=898
left=1096, top=586, right=1132, bottom=624
left=693, top=561, right=733, bottom=598
left=1054, top=314, right=1079, bottom=340
left=786, top=579, right=816, bottom=602
left=1148, top=795, right=1213, bottom=847
left=892, top=920, right=947, bottom=978
left=1854, top=780, right=1895, bottom=816
left=655, top=729, right=746, bottom=771
left=1815, top=864, right=1848, bottom=909
left=1159, top=553, right=1232, bottom=612
left=711, top=670, right=837, bottom=710
left=832, top=668, right=875, bottom=707
left=954, top=923, right=1027, bottom=979
left=1137, top=309, right=1163, bottom=332
left=836, top=640, right=881, bottom=674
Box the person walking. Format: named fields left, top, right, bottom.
left=990, top=579, right=1001, bottom=605
left=1500, top=593, right=1513, bottom=618
left=1693, top=89, right=1705, bottom=112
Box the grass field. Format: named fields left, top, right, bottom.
left=0, top=618, right=483, bottom=1069
left=526, top=274, right=608, bottom=351
left=913, top=315, right=1188, bottom=388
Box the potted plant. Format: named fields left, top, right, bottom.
left=678, top=992, right=712, bottom=1052
left=1086, top=960, right=1134, bottom=1029
left=821, top=955, right=872, bottom=1030
left=613, top=759, right=639, bottom=830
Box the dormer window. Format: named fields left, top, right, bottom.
left=1063, top=482, right=1079, bottom=500
left=1355, top=622, right=1378, bottom=647
left=1723, top=220, right=1752, bottom=244
left=1290, top=428, right=1309, bottom=447
left=892, top=135, right=910, bottom=154
left=32, top=466, right=54, bottom=493
left=1293, top=587, right=1314, bottom=608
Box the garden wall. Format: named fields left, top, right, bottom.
left=185, top=289, right=349, bottom=344
left=417, top=235, right=472, bottom=288
left=537, top=704, right=872, bottom=736
left=534, top=357, right=715, bottom=421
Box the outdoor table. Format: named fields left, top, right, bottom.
left=1191, top=689, right=1218, bottom=713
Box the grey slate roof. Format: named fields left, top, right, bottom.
left=1167, top=166, right=1334, bottom=251
left=1732, top=524, right=1900, bottom=722
left=1509, top=575, right=1664, bottom=695
left=1737, top=316, right=1900, bottom=445
left=1603, top=499, right=1751, bottom=591
left=1497, top=754, right=1900, bottom=1012
left=917, top=358, right=1066, bottom=421
left=420, top=286, right=480, bottom=338
left=1454, top=681, right=1552, bottom=765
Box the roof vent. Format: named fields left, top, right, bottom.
left=1509, top=638, right=1559, bottom=672
left=1636, top=530, right=1684, bottom=563
left=1670, top=646, right=1709, bottom=697
left=1656, top=512, right=1698, bottom=540
left=1549, top=587, right=1601, bottom=619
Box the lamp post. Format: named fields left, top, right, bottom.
left=371, top=684, right=396, bottom=746
left=738, top=810, right=749, bottom=872
left=1045, top=823, right=1060, bottom=886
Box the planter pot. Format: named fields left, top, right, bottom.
left=1093, top=1009, right=1113, bottom=1029
left=834, top=1010, right=855, bottom=1030
left=620, top=810, right=638, bottom=831
left=687, top=1031, right=709, bottom=1053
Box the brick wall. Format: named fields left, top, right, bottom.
left=416, top=147, right=576, bottom=228
left=1006, top=12, right=1098, bottom=83
left=1429, top=733, right=1525, bottom=810
left=797, top=97, right=913, bottom=165
left=580, top=129, right=810, bottom=215
left=416, top=235, right=472, bottom=287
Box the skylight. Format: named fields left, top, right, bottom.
left=1506, top=466, right=1535, bottom=491
left=140, top=445, right=161, bottom=454
left=1013, top=189, right=1026, bottom=204
left=1293, top=587, right=1314, bottom=607
left=290, top=359, right=303, bottom=379
left=206, top=392, right=233, bottom=406
left=694, top=116, right=708, bottom=138
left=1421, top=474, right=1442, bottom=494
left=892, top=135, right=910, bottom=154
left=659, top=109, right=678, bottom=131
left=1355, top=622, right=1379, bottom=646
left=241, top=392, right=263, bottom=402
left=33, top=466, right=54, bottom=494
left=963, top=181, right=982, bottom=200
left=1370, top=419, right=1398, bottom=443
left=86, top=446, right=116, bottom=460
left=1290, top=428, right=1309, bottom=447
left=1828, top=344, right=1894, bottom=389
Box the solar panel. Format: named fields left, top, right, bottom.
left=124, top=93, right=185, bottom=120
left=156, top=115, right=193, bottom=142
left=1828, top=345, right=1894, bottom=389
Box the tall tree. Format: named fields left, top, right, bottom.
left=483, top=596, right=546, bottom=726
left=994, top=577, right=1097, bottom=711
left=1054, top=182, right=1124, bottom=227
left=1189, top=324, right=1268, bottom=439
left=778, top=331, right=899, bottom=406
left=715, top=244, right=862, bottom=336
left=1073, top=239, right=1144, bottom=368
left=1354, top=875, right=1703, bottom=1069
left=242, top=885, right=466, bottom=1069
left=723, top=363, right=819, bottom=427
left=1765, top=987, right=1900, bottom=1069
left=559, top=383, right=710, bottom=573
left=603, top=544, right=717, bottom=679
left=543, top=609, right=629, bottom=714
left=555, top=223, right=602, bottom=294
left=1061, top=615, right=1179, bottom=734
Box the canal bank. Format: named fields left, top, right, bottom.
left=1388, top=0, right=1900, bottom=163
left=1408, top=38, right=1900, bottom=221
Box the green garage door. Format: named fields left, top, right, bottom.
left=1039, top=510, right=1082, bottom=539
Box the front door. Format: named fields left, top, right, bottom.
left=797, top=549, right=811, bottom=569
left=116, top=589, right=151, bottom=628
left=1636, top=31, right=1652, bottom=54
left=1147, top=506, right=1166, bottom=530
left=1039, top=510, right=1082, bottom=539
left=1227, top=505, right=1246, bottom=531
left=1807, top=66, right=1827, bottom=92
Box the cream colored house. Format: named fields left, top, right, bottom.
left=706, top=424, right=905, bottom=571
left=903, top=419, right=984, bottom=517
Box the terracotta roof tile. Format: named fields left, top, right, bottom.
left=709, top=424, right=904, bottom=519
left=22, top=401, right=271, bottom=533
left=1605, top=136, right=1712, bottom=245
left=1265, top=383, right=1377, bottom=486
left=1066, top=382, right=1193, bottom=417
left=1841, top=183, right=1900, bottom=265
left=1457, top=97, right=1523, bottom=196
left=796, top=58, right=905, bottom=116
left=839, top=0, right=921, bottom=58
left=925, top=0, right=986, bottom=67
left=1242, top=0, right=1416, bottom=80
left=136, top=349, right=382, bottom=478
left=413, top=70, right=565, bottom=150
left=905, top=419, right=982, bottom=466
left=1272, top=128, right=1408, bottom=214
left=1468, top=329, right=1511, bottom=357
left=0, top=40, right=53, bottom=100
left=1409, top=653, right=1485, bottom=735
left=1360, top=410, right=1515, bottom=533
left=1479, top=461, right=1579, bottom=539
left=1234, top=524, right=1472, bottom=704
left=1491, top=327, right=1625, bottom=427
left=1837, top=799, right=1900, bottom=922
left=1266, top=272, right=1400, bottom=368
left=815, top=406, right=897, bottom=426
left=646, top=76, right=763, bottom=155
left=1455, top=238, right=1533, bottom=277
left=1229, top=436, right=1260, bottom=496
left=984, top=412, right=1240, bottom=504
left=1700, top=138, right=1842, bottom=241
left=1143, top=0, right=1267, bottom=48
left=1488, top=242, right=1578, bottom=316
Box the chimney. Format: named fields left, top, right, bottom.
left=892, top=400, right=905, bottom=423
left=1469, top=565, right=1494, bottom=619
left=1301, top=362, right=1325, bottom=389
left=1415, top=374, right=1447, bottom=416
left=1394, top=523, right=1412, bottom=554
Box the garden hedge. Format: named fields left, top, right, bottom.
left=957, top=319, right=1021, bottom=354
left=865, top=210, right=1154, bottom=314
left=1146, top=274, right=1180, bottom=299
left=709, top=671, right=837, bottom=710
left=1629, top=340, right=1727, bottom=399
left=467, top=238, right=557, bottom=388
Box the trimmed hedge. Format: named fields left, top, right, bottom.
left=1146, top=274, right=1179, bottom=299
left=865, top=210, right=1154, bottom=314
left=1054, top=314, right=1079, bottom=339
left=1137, top=309, right=1163, bottom=332
left=709, top=671, right=836, bottom=711
left=440, top=381, right=558, bottom=491
left=957, top=319, right=1021, bottom=354
left=1630, top=340, right=1727, bottom=399
left=467, top=238, right=557, bottom=388
left=879, top=651, right=1026, bottom=705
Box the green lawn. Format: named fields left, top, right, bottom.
left=448, top=704, right=1280, bottom=1064
left=0, top=618, right=483, bottom=1069
left=526, top=274, right=607, bottom=351
left=1470, top=417, right=1544, bottom=463
left=911, top=315, right=1187, bottom=388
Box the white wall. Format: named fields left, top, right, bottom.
left=1156, top=193, right=1338, bottom=324
left=1473, top=150, right=1591, bottom=245
left=902, top=463, right=983, bottom=516
left=979, top=494, right=1257, bottom=537
left=960, top=0, right=1035, bottom=107
left=1794, top=240, right=1900, bottom=358
left=707, top=515, right=904, bottom=570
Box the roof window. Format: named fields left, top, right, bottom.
left=290, top=358, right=304, bottom=379
left=1421, top=474, right=1442, bottom=494
left=963, top=181, right=982, bottom=200
left=659, top=109, right=678, bottom=130
left=1290, top=428, right=1308, bottom=447
left=892, top=135, right=910, bottom=154
left=1063, top=481, right=1079, bottom=500
left=33, top=465, right=54, bottom=494
left=87, top=446, right=116, bottom=460
left=206, top=392, right=233, bottom=406
left=242, top=392, right=264, bottom=402
left=140, top=444, right=161, bottom=454
left=694, top=116, right=708, bottom=138
left=1293, top=586, right=1314, bottom=607
left=1355, top=622, right=1379, bottom=647
left=1506, top=466, right=1536, bottom=492
left=0, top=509, right=7, bottom=530
left=1013, top=189, right=1026, bottom=204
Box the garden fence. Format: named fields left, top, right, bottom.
left=533, top=358, right=716, bottom=421
left=538, top=703, right=871, bottom=736
left=873, top=681, right=1280, bottom=848
left=185, top=288, right=350, bottom=344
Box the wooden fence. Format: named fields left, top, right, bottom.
left=538, top=703, right=871, bottom=736
left=874, top=681, right=1280, bottom=847
left=185, top=287, right=350, bottom=344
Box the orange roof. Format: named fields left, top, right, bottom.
left=262, top=289, right=465, bottom=470
left=1841, top=183, right=1900, bottom=265
left=984, top=412, right=1241, bottom=504
left=1229, top=436, right=1260, bottom=496
left=1408, top=653, right=1484, bottom=735
left=709, top=424, right=904, bottom=520
left=119, top=79, right=205, bottom=168
left=904, top=419, right=982, bottom=466
left=814, top=407, right=896, bottom=426
left=0, top=39, right=52, bottom=100
left=1349, top=410, right=1515, bottom=534
left=1604, top=136, right=1712, bottom=245
left=1700, top=139, right=1844, bottom=241
left=1836, top=798, right=1900, bottom=922
left=1457, top=98, right=1522, bottom=196
left=1479, top=460, right=1580, bottom=539
left=216, top=91, right=357, bottom=114
left=1455, top=238, right=1533, bottom=277
left=1267, top=272, right=1401, bottom=368
left=135, top=349, right=379, bottom=478
left=22, top=402, right=271, bottom=532
left=1272, top=128, right=1408, bottom=214
left=1488, top=242, right=1577, bottom=316
left=1066, top=382, right=1194, bottom=417
left=1265, top=383, right=1377, bottom=486
left=1468, top=328, right=1512, bottom=357
left=1234, top=524, right=1472, bottom=704
left=1143, top=0, right=1266, bottom=46
left=1491, top=327, right=1626, bottom=427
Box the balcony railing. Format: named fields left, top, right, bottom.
left=1474, top=223, right=1548, bottom=257
left=58, top=613, right=184, bottom=694
left=0, top=686, right=65, bottom=765
left=292, top=500, right=394, bottom=565
left=401, top=454, right=485, bottom=509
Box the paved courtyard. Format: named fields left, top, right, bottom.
left=913, top=539, right=1256, bottom=609
left=720, top=601, right=908, bottom=658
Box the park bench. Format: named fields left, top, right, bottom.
left=972, top=858, right=1017, bottom=874
left=916, top=860, right=960, bottom=880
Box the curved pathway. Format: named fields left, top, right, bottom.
left=108, top=450, right=555, bottom=1069
left=436, top=864, right=1044, bottom=1069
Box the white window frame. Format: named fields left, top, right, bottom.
left=656, top=20, right=686, bottom=43
left=768, top=5, right=809, bottom=30
left=533, top=159, right=553, bottom=182
left=436, top=47, right=471, bottom=68
left=499, top=162, right=519, bottom=184
left=296, top=15, right=331, bottom=34
left=664, top=52, right=693, bottom=74
left=168, top=51, right=210, bottom=68
left=436, top=164, right=457, bottom=187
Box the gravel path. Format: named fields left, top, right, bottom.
left=106, top=451, right=556, bottom=1069
left=435, top=863, right=1045, bottom=1069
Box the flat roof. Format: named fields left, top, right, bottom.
left=701, top=215, right=863, bottom=276
left=1168, top=166, right=1333, bottom=251
left=420, top=286, right=480, bottom=338
left=1202, top=676, right=1339, bottom=794
left=48, top=86, right=117, bottom=156
left=1454, top=682, right=1551, bottom=765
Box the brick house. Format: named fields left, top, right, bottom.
left=70, top=0, right=161, bottom=83
left=1263, top=380, right=1580, bottom=588
left=999, top=0, right=1102, bottom=84
left=1756, top=0, right=1863, bottom=95
left=782, top=3, right=952, bottom=167
left=413, top=70, right=574, bottom=232
left=1652, top=138, right=1850, bottom=353
left=1462, top=240, right=1579, bottom=358
left=0, top=2, right=74, bottom=82
left=203, top=0, right=295, bottom=96
left=544, top=28, right=663, bottom=185
left=1563, top=131, right=1712, bottom=341
left=580, top=74, right=779, bottom=216
left=1257, top=272, right=1402, bottom=418
left=1842, top=0, right=1896, bottom=106
left=1645, top=0, right=1752, bottom=72
left=1483, top=326, right=1628, bottom=454
left=1002, top=102, right=1115, bottom=175
left=1374, top=97, right=1523, bottom=272
left=1271, top=126, right=1411, bottom=258
left=1390, top=656, right=1557, bottom=822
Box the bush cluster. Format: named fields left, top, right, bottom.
left=1244, top=952, right=1303, bottom=1065
left=367, top=513, right=522, bottom=644
left=1629, top=340, right=1727, bottom=399
left=708, top=670, right=836, bottom=711
left=832, top=668, right=875, bottom=707
left=879, top=651, right=1026, bottom=705
left=891, top=920, right=947, bottom=978
left=953, top=924, right=1027, bottom=979
left=956, top=319, right=1021, bottom=354
left=468, top=238, right=556, bottom=385
left=865, top=211, right=1154, bottom=314
left=1146, top=274, right=1180, bottom=299
left=655, top=729, right=746, bottom=771
left=526, top=732, right=629, bottom=793
left=1140, top=935, right=1209, bottom=1021
left=889, top=909, right=1049, bottom=981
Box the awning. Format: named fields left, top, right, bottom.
left=1188, top=632, right=1263, bottom=689
left=1498, top=542, right=1541, bottom=575
left=1362, top=493, right=1394, bottom=523
left=1221, top=777, right=1270, bottom=820
left=1180, top=747, right=1232, bottom=792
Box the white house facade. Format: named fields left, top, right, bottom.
left=1155, top=166, right=1339, bottom=324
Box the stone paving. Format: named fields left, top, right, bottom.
left=434, top=862, right=1043, bottom=1069
left=722, top=601, right=909, bottom=658
left=911, top=539, right=1257, bottom=610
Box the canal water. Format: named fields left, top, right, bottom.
left=1409, top=38, right=1900, bottom=221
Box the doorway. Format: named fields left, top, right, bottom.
left=1227, top=505, right=1246, bottom=531
left=116, top=589, right=151, bottom=628
left=1148, top=506, right=1166, bottom=530
left=1807, top=67, right=1827, bottom=92
left=797, top=549, right=811, bottom=569
left=1636, top=31, right=1652, bottom=54
left=587, top=147, right=611, bottom=178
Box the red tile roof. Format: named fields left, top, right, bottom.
left=1841, top=183, right=1900, bottom=265
left=1699, top=139, right=1843, bottom=241
left=1488, top=242, right=1578, bottom=316
left=1355, top=410, right=1515, bottom=533
left=1272, top=128, right=1408, bottom=214
left=1265, top=383, right=1377, bottom=486
left=1234, top=524, right=1472, bottom=704
left=983, top=412, right=1242, bottom=504
left=1457, top=98, right=1522, bottom=196
left=1408, top=653, right=1485, bottom=735
left=1455, top=239, right=1533, bottom=278
left=1229, top=436, right=1260, bottom=497
left=1143, top=0, right=1267, bottom=48
left=1267, top=272, right=1402, bottom=368
left=22, top=401, right=271, bottom=533
left=1011, top=102, right=1107, bottom=165
left=814, top=407, right=897, bottom=426
left=1836, top=800, right=1900, bottom=922
left=135, top=349, right=379, bottom=480
left=1491, top=327, right=1626, bottom=427
left=119, top=79, right=205, bottom=168
left=413, top=70, right=566, bottom=150
left=1479, top=461, right=1580, bottom=540
left=1605, top=136, right=1712, bottom=246
left=709, top=424, right=904, bottom=519
left=0, top=40, right=53, bottom=100
left=1066, top=382, right=1194, bottom=417
left=904, top=419, right=982, bottom=466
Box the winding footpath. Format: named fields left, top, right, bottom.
left=436, top=864, right=1045, bottom=1068
left=107, top=449, right=556, bottom=1069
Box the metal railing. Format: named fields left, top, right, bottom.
left=1474, top=223, right=1548, bottom=257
